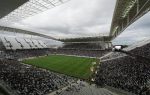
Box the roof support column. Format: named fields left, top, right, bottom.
left=136, top=0, right=139, bottom=14
left=127, top=15, right=130, bottom=24
left=121, top=22, right=124, bottom=31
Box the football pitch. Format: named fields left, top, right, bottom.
left=22, top=55, right=99, bottom=79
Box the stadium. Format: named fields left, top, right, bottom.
left=0, top=0, right=150, bottom=95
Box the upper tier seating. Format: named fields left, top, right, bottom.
left=0, top=36, right=48, bottom=50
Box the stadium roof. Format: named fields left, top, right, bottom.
left=0, top=0, right=70, bottom=25
left=1, top=0, right=111, bottom=43
left=110, top=0, right=150, bottom=40
left=0, top=0, right=28, bottom=19
left=0, top=0, right=70, bottom=40
left=0, top=0, right=150, bottom=43
left=0, top=26, right=56, bottom=40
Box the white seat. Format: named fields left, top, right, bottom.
left=0, top=36, right=11, bottom=50
left=6, top=37, right=22, bottom=50
left=16, top=38, right=31, bottom=49
left=33, top=40, right=43, bottom=49
left=24, top=39, right=36, bottom=49
left=39, top=40, right=47, bottom=48
left=30, top=39, right=38, bottom=49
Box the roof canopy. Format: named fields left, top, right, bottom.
left=0, top=0, right=28, bottom=19
left=0, top=0, right=70, bottom=25
left=0, top=26, right=56, bottom=40
left=0, top=0, right=150, bottom=43
left=110, top=0, right=150, bottom=39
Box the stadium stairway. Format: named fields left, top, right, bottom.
left=105, top=86, right=136, bottom=95
left=48, top=81, right=127, bottom=95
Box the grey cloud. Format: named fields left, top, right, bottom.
left=10, top=0, right=115, bottom=39
left=113, top=13, right=150, bottom=45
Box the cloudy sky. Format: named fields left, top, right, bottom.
left=10, top=0, right=115, bottom=38
left=7, top=0, right=150, bottom=45
left=113, top=12, right=150, bottom=45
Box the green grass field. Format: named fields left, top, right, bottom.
left=22, top=55, right=99, bottom=79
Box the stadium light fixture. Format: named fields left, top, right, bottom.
left=0, top=0, right=70, bottom=25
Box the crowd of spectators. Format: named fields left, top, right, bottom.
left=0, top=59, right=75, bottom=95
left=62, top=43, right=103, bottom=50
left=0, top=49, right=50, bottom=60
left=55, top=81, right=114, bottom=95
left=129, top=43, right=150, bottom=58
left=0, top=48, right=110, bottom=60
left=50, top=49, right=110, bottom=58
left=2, top=40, right=150, bottom=94
left=47, top=42, right=112, bottom=58
left=95, top=42, right=150, bottom=94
